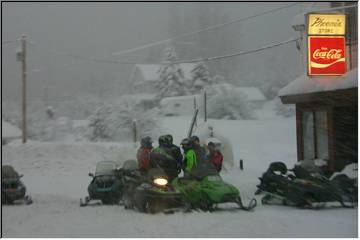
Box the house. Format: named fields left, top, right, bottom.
left=160, top=94, right=202, bottom=116
left=2, top=120, right=22, bottom=145
left=279, top=2, right=357, bottom=174
left=205, top=84, right=267, bottom=109
left=235, top=87, right=267, bottom=109
left=130, top=63, right=197, bottom=94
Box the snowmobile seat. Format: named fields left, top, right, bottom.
left=292, top=165, right=313, bottom=179
left=123, top=160, right=138, bottom=171
left=268, top=162, right=287, bottom=175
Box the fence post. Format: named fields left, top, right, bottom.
left=132, top=119, right=137, bottom=143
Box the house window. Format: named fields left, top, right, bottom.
left=302, top=111, right=329, bottom=160
left=302, top=112, right=315, bottom=160
left=315, top=111, right=329, bottom=159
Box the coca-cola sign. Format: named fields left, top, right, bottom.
left=308, top=36, right=346, bottom=75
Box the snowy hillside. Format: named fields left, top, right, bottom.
left=2, top=110, right=357, bottom=237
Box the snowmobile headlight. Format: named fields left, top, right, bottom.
left=153, top=178, right=168, bottom=186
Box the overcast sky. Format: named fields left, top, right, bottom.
left=2, top=2, right=303, bottom=101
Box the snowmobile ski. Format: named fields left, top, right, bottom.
left=236, top=196, right=257, bottom=211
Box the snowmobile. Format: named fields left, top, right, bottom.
left=122, top=165, right=184, bottom=214
left=255, top=162, right=355, bottom=208
left=2, top=165, right=33, bottom=205
left=172, top=164, right=257, bottom=212
left=80, top=160, right=124, bottom=206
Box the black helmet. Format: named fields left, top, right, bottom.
left=190, top=135, right=200, bottom=143
left=158, top=135, right=168, bottom=146
left=165, top=134, right=173, bottom=144
left=141, top=136, right=153, bottom=148
left=180, top=138, right=192, bottom=149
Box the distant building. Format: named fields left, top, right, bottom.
left=2, top=120, right=21, bottom=145
left=160, top=94, right=202, bottom=116
left=206, top=84, right=267, bottom=109
left=235, top=87, right=267, bottom=109
left=129, top=63, right=197, bottom=94
left=279, top=2, right=357, bottom=173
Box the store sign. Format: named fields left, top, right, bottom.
left=308, top=36, right=346, bottom=75
left=308, top=14, right=346, bottom=35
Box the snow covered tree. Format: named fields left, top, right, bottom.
left=157, top=48, right=188, bottom=98
left=87, top=99, right=161, bottom=142
left=189, top=61, right=213, bottom=93
left=205, top=84, right=256, bottom=120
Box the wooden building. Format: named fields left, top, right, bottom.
left=279, top=69, right=357, bottom=173
left=279, top=3, right=357, bottom=174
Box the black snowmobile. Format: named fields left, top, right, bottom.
left=80, top=160, right=125, bottom=206
left=122, top=164, right=184, bottom=214
left=2, top=165, right=33, bottom=205
left=255, top=162, right=355, bottom=208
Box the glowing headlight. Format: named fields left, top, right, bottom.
left=153, top=178, right=168, bottom=186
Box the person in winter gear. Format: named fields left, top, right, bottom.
left=206, top=142, right=224, bottom=172
left=151, top=135, right=178, bottom=180
left=181, top=138, right=197, bottom=177
left=165, top=134, right=183, bottom=173
left=137, top=136, right=153, bottom=174
left=190, top=135, right=207, bottom=167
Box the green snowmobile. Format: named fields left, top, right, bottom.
left=122, top=167, right=184, bottom=214
left=172, top=164, right=257, bottom=211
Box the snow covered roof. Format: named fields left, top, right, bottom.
left=279, top=68, right=358, bottom=97
left=2, top=120, right=22, bottom=138
left=207, top=84, right=266, bottom=101
left=135, top=63, right=197, bottom=81
left=235, top=87, right=266, bottom=101
left=121, top=93, right=157, bottom=101
left=160, top=94, right=201, bottom=106
left=135, top=64, right=160, bottom=81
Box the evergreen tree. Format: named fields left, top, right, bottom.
left=189, top=61, right=213, bottom=93
left=157, top=48, right=187, bottom=98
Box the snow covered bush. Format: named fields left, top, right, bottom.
left=87, top=99, right=160, bottom=142
left=273, top=97, right=295, bottom=118
left=2, top=100, right=57, bottom=141
left=157, top=48, right=188, bottom=98
left=205, top=84, right=256, bottom=120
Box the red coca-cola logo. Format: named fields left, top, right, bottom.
left=308, top=36, right=346, bottom=75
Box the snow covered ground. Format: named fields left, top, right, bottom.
left=2, top=102, right=357, bottom=237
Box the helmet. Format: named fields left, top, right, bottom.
left=158, top=135, right=168, bottom=146
left=190, top=135, right=200, bottom=144
left=165, top=134, right=173, bottom=144
left=141, top=136, right=153, bottom=148
left=180, top=138, right=192, bottom=150
left=206, top=138, right=221, bottom=151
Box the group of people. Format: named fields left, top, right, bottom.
left=136, top=134, right=224, bottom=180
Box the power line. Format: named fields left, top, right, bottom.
left=28, top=36, right=299, bottom=65
left=173, top=37, right=300, bottom=64
left=27, top=42, right=134, bottom=65
left=111, top=3, right=299, bottom=56
left=2, top=40, right=17, bottom=45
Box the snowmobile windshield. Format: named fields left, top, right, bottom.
left=95, top=161, right=117, bottom=176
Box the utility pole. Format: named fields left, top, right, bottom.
left=204, top=90, right=207, bottom=122
left=21, top=35, right=27, bottom=143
